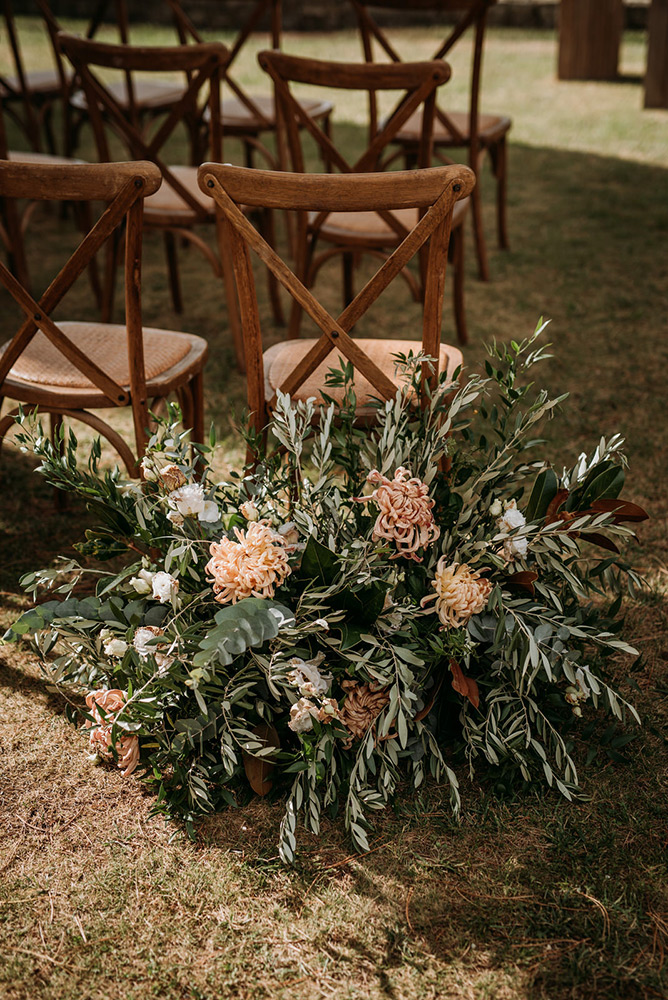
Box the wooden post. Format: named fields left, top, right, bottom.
left=558, top=0, right=624, bottom=81
left=645, top=0, right=668, bottom=108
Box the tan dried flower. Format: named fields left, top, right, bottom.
left=357, top=467, right=439, bottom=562
left=85, top=688, right=139, bottom=777
left=158, top=464, right=187, bottom=491
left=421, top=559, right=492, bottom=629
left=339, top=679, right=390, bottom=743
left=206, top=520, right=292, bottom=604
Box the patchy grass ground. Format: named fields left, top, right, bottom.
left=1, top=20, right=667, bottom=1000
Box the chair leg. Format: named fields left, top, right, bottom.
left=451, top=226, right=468, bottom=346
left=343, top=252, right=355, bottom=308
left=490, top=137, right=509, bottom=251
left=470, top=169, right=490, bottom=282
left=164, top=230, right=183, bottom=314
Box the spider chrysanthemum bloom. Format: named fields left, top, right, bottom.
left=85, top=688, right=139, bottom=777
left=206, top=521, right=292, bottom=604
left=421, top=559, right=492, bottom=629
left=357, top=467, right=440, bottom=562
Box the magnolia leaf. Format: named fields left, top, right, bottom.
left=300, top=536, right=341, bottom=585
left=578, top=532, right=620, bottom=554
left=545, top=488, right=570, bottom=524
left=242, top=723, right=280, bottom=796
left=506, top=570, right=538, bottom=595
left=590, top=498, right=649, bottom=523
left=526, top=468, right=559, bottom=521
left=449, top=659, right=480, bottom=709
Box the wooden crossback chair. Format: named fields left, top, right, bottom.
left=351, top=0, right=511, bottom=281
left=56, top=33, right=246, bottom=366
left=35, top=0, right=194, bottom=160
left=259, top=51, right=470, bottom=344
left=166, top=0, right=333, bottom=170
left=197, top=163, right=474, bottom=461
left=0, top=99, right=100, bottom=304
left=0, top=160, right=208, bottom=475
left=1, top=0, right=69, bottom=154
left=59, top=32, right=282, bottom=368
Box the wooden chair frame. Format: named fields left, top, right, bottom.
left=259, top=51, right=469, bottom=342
left=1, top=0, right=68, bottom=153
left=0, top=160, right=207, bottom=474
left=197, top=162, right=474, bottom=456
left=166, top=0, right=333, bottom=171
left=350, top=0, right=510, bottom=281
left=36, top=0, right=200, bottom=160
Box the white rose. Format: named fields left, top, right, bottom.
left=129, top=568, right=155, bottom=594
left=287, top=654, right=332, bottom=697
left=140, top=457, right=157, bottom=481
left=133, top=626, right=174, bottom=671
left=503, top=535, right=529, bottom=560
left=490, top=498, right=503, bottom=518
left=151, top=571, right=179, bottom=604
left=169, top=483, right=205, bottom=518
left=104, top=636, right=129, bottom=658
left=497, top=500, right=528, bottom=561
left=288, top=697, right=319, bottom=733
left=240, top=501, right=259, bottom=521
left=199, top=500, right=220, bottom=523
left=277, top=521, right=301, bottom=553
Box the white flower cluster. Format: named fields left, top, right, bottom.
left=167, top=483, right=219, bottom=526
left=495, top=499, right=528, bottom=561
left=132, top=626, right=174, bottom=672
left=285, top=654, right=339, bottom=733
left=129, top=567, right=179, bottom=604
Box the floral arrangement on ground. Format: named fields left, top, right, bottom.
left=6, top=325, right=648, bottom=861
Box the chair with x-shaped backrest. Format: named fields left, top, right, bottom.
left=0, top=99, right=102, bottom=307
left=59, top=31, right=282, bottom=368
left=165, top=0, right=333, bottom=171
left=259, top=52, right=470, bottom=345
left=350, top=0, right=511, bottom=282
left=1, top=0, right=71, bottom=154
left=56, top=32, right=250, bottom=369
left=0, top=160, right=208, bottom=475
left=197, top=162, right=474, bottom=460
left=35, top=0, right=196, bottom=160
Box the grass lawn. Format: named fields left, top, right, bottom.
left=0, top=18, right=667, bottom=1000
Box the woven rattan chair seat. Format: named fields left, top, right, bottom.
left=210, top=93, right=333, bottom=132
left=309, top=198, right=468, bottom=247
left=144, top=165, right=214, bottom=221
left=394, top=109, right=512, bottom=147
left=4, top=321, right=198, bottom=389
left=2, top=68, right=69, bottom=96
left=263, top=337, right=462, bottom=408
left=69, top=79, right=187, bottom=114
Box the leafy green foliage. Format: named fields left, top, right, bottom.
left=7, top=325, right=646, bottom=862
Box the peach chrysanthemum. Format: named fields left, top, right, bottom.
left=421, top=559, right=492, bottom=629
left=356, top=467, right=439, bottom=562
left=206, top=520, right=291, bottom=604
left=85, top=688, right=139, bottom=777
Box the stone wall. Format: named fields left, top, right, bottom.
left=13, top=0, right=651, bottom=32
